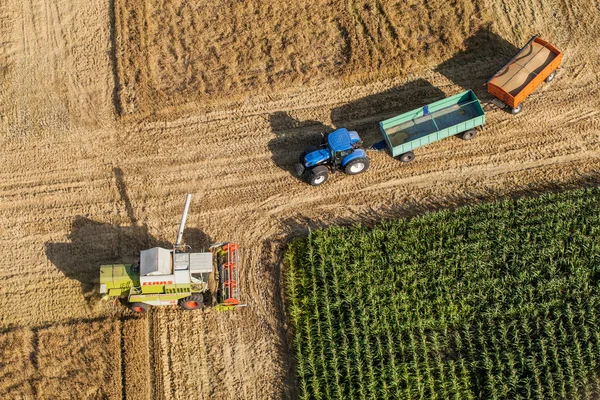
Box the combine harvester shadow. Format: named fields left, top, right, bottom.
left=45, top=168, right=211, bottom=304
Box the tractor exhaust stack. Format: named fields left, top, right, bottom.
left=175, top=194, right=192, bottom=250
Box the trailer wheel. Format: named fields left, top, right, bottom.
left=309, top=171, right=328, bottom=186
left=179, top=294, right=204, bottom=310
left=511, top=104, right=522, bottom=114
left=459, top=129, right=477, bottom=140
left=344, top=157, right=370, bottom=175
left=545, top=71, right=556, bottom=83
left=398, top=151, right=415, bottom=163
left=128, top=302, right=149, bottom=314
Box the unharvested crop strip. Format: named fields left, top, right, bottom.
left=285, top=189, right=600, bottom=399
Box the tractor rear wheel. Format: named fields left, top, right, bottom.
left=344, top=157, right=370, bottom=175
left=179, top=294, right=204, bottom=310
left=398, top=151, right=415, bottom=163
left=128, top=302, right=149, bottom=314
left=459, top=129, right=477, bottom=140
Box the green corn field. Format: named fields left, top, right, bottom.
left=285, top=188, right=600, bottom=399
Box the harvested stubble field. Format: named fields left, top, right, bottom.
left=0, top=0, right=599, bottom=398
left=286, top=188, right=600, bottom=399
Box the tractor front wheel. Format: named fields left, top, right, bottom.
left=309, top=171, right=328, bottom=186
left=179, top=294, right=204, bottom=310
left=128, top=302, right=150, bottom=314
left=344, top=157, right=370, bottom=175
left=294, top=163, right=305, bottom=177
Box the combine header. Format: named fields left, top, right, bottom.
left=215, top=242, right=241, bottom=308
left=99, top=194, right=244, bottom=313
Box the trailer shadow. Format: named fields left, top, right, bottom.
left=330, top=78, right=446, bottom=147
left=435, top=25, right=520, bottom=99
left=268, top=78, right=445, bottom=176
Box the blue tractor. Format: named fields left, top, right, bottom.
left=294, top=128, right=370, bottom=186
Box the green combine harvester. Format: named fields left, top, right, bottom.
left=99, top=194, right=242, bottom=313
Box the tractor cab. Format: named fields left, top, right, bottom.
left=295, top=128, right=370, bottom=186
left=328, top=128, right=360, bottom=166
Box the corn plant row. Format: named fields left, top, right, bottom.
left=286, top=188, right=600, bottom=399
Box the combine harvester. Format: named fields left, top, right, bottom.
left=99, top=194, right=243, bottom=313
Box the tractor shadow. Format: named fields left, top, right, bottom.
left=435, top=25, right=520, bottom=99
left=268, top=112, right=331, bottom=178
left=268, top=78, right=445, bottom=175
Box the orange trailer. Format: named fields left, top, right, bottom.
left=487, top=36, right=562, bottom=114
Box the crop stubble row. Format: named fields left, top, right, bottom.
left=113, top=0, right=483, bottom=117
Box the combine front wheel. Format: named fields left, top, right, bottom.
left=179, top=294, right=204, bottom=310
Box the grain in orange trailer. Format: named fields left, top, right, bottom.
left=487, top=36, right=562, bottom=114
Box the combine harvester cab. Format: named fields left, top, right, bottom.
left=99, top=195, right=244, bottom=313
left=487, top=35, right=562, bottom=114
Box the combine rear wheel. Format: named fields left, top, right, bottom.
left=128, top=302, right=149, bottom=314
left=179, top=294, right=204, bottom=310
